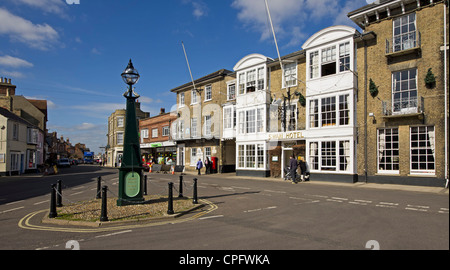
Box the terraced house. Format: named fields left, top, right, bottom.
left=171, top=69, right=236, bottom=173
left=162, top=0, right=448, bottom=187
left=348, top=0, right=449, bottom=186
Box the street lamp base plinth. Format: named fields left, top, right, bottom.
left=117, top=197, right=145, bottom=206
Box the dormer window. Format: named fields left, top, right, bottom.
left=308, top=41, right=353, bottom=79
left=237, top=65, right=266, bottom=95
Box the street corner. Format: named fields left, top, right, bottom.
left=18, top=199, right=218, bottom=233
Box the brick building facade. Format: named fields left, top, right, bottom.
left=349, top=0, right=449, bottom=186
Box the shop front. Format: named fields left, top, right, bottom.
left=140, top=142, right=177, bottom=166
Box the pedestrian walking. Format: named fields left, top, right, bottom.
left=299, top=156, right=307, bottom=182
left=196, top=158, right=203, bottom=175
left=289, top=155, right=298, bottom=184
left=205, top=157, right=211, bottom=174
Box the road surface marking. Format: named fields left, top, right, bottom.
left=348, top=201, right=367, bottom=205
left=6, top=200, right=25, bottom=206
left=199, top=215, right=224, bottom=220
left=332, top=197, right=348, bottom=201
left=231, top=186, right=251, bottom=190
left=70, top=191, right=84, bottom=196
left=405, top=207, right=428, bottom=212
left=245, top=208, right=261, bottom=213
left=294, top=200, right=320, bottom=205
left=72, top=186, right=85, bottom=190
left=308, top=194, right=328, bottom=199
left=354, top=199, right=372, bottom=203
left=289, top=197, right=309, bottom=200
left=94, top=230, right=132, bottom=238
left=407, top=204, right=429, bottom=209
left=327, top=199, right=343, bottom=203
left=1, top=206, right=25, bottom=214
left=264, top=190, right=286, bottom=194
left=33, top=200, right=49, bottom=205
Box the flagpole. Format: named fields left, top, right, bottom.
left=264, top=0, right=285, bottom=78
left=181, top=41, right=197, bottom=91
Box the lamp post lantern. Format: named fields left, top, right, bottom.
left=117, top=59, right=145, bottom=206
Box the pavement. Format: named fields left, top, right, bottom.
left=2, top=167, right=448, bottom=195
left=179, top=171, right=449, bottom=195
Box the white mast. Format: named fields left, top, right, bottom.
left=181, top=41, right=197, bottom=92
left=264, top=0, right=285, bottom=80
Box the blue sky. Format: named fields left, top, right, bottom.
left=0, top=0, right=371, bottom=154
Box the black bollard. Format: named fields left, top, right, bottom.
left=167, top=182, right=174, bottom=215
left=56, top=180, right=63, bottom=207
left=193, top=178, right=198, bottom=204
left=96, top=176, right=102, bottom=199
left=144, top=175, right=148, bottom=195
left=100, top=186, right=108, bottom=222
left=49, top=184, right=57, bottom=218
left=178, top=175, right=183, bottom=198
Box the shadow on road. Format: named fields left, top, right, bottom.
left=0, top=165, right=118, bottom=206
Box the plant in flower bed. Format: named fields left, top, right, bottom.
left=56, top=195, right=193, bottom=222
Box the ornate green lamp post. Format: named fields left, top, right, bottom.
left=117, top=59, right=145, bottom=206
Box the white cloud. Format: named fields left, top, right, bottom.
left=139, top=96, right=163, bottom=104
left=75, top=122, right=97, bottom=130
left=0, top=55, right=33, bottom=68
left=183, top=0, right=208, bottom=19
left=232, top=0, right=305, bottom=42
left=8, top=0, right=68, bottom=18
left=231, top=0, right=365, bottom=49
left=72, top=103, right=125, bottom=112
left=334, top=0, right=368, bottom=27
left=91, top=48, right=101, bottom=55
left=0, top=8, right=59, bottom=50
left=0, top=70, right=26, bottom=78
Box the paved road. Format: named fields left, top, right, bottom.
left=0, top=165, right=448, bottom=252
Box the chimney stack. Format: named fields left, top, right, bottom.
left=0, top=77, right=16, bottom=96
left=160, top=108, right=165, bottom=114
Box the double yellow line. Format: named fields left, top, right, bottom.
left=18, top=199, right=218, bottom=233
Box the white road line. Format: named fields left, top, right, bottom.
left=354, top=199, right=372, bottom=203
left=332, top=197, right=348, bottom=201
left=72, top=186, right=85, bottom=190
left=379, top=202, right=399, bottom=206
left=199, top=215, right=224, bottom=220
left=245, top=208, right=261, bottom=213
left=6, top=200, right=25, bottom=206
left=327, top=199, right=343, bottom=203
left=1, top=206, right=24, bottom=214
left=70, top=191, right=84, bottom=196
left=375, top=204, right=396, bottom=208
left=407, top=204, right=429, bottom=209
left=264, top=206, right=277, bottom=210
left=231, top=186, right=251, bottom=190
left=294, top=200, right=320, bottom=205
left=348, top=201, right=367, bottom=205
left=289, top=197, right=309, bottom=200
left=33, top=200, right=49, bottom=205
left=308, top=194, right=328, bottom=199
left=263, top=190, right=286, bottom=194
left=405, top=207, right=428, bottom=212
left=95, top=230, right=132, bottom=238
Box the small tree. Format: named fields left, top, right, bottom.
left=424, top=68, right=436, bottom=89
left=369, top=78, right=379, bottom=97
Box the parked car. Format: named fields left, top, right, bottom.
left=57, top=158, right=71, bottom=168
